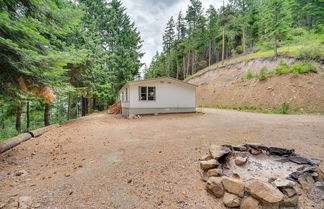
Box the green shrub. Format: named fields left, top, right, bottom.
left=275, top=60, right=290, bottom=74
left=257, top=67, right=268, bottom=81
left=290, top=62, right=317, bottom=74
left=245, top=69, right=254, bottom=79
left=296, top=45, right=321, bottom=60
left=274, top=103, right=289, bottom=114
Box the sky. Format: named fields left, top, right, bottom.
left=121, top=0, right=224, bottom=68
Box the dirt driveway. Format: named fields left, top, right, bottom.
left=1, top=109, right=323, bottom=209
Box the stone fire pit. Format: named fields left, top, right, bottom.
left=199, top=144, right=324, bottom=208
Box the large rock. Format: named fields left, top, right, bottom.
left=209, top=145, right=231, bottom=161
left=207, top=168, right=223, bottom=177
left=206, top=177, right=224, bottom=198
left=298, top=173, right=315, bottom=190
left=281, top=187, right=297, bottom=198
left=268, top=147, right=294, bottom=156
left=280, top=194, right=299, bottom=207
left=200, top=159, right=219, bottom=171
left=234, top=156, right=248, bottom=166
left=240, top=196, right=261, bottom=209
left=222, top=176, right=245, bottom=197
left=245, top=180, right=284, bottom=204
left=272, top=178, right=296, bottom=188
left=199, top=154, right=212, bottom=161
left=222, top=192, right=241, bottom=207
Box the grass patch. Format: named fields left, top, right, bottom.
left=245, top=69, right=254, bottom=79
left=202, top=103, right=295, bottom=114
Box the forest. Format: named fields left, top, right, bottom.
left=0, top=0, right=323, bottom=141
left=144, top=0, right=323, bottom=79
left=0, top=0, right=143, bottom=140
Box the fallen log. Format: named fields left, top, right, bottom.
left=0, top=124, right=60, bottom=154
left=0, top=133, right=32, bottom=153
left=29, top=124, right=60, bottom=137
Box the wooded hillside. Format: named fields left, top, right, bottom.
left=144, top=0, right=323, bottom=79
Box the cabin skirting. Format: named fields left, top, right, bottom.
left=121, top=107, right=196, bottom=117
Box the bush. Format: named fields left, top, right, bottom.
left=296, top=45, right=321, bottom=60
left=290, top=62, right=317, bottom=74
left=275, top=60, right=290, bottom=74
left=245, top=69, right=254, bottom=79
left=274, top=103, right=289, bottom=114
left=257, top=67, right=268, bottom=81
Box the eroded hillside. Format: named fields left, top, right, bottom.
left=187, top=56, right=324, bottom=113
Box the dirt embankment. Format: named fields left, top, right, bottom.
left=187, top=56, right=324, bottom=112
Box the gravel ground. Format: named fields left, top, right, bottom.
left=0, top=109, right=323, bottom=209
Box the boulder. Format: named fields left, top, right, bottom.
left=233, top=144, right=248, bottom=151
left=245, top=180, right=284, bottom=204
left=200, top=159, right=219, bottom=171
left=298, top=173, right=315, bottom=190
left=207, top=168, right=223, bottom=177
left=250, top=148, right=262, bottom=155
left=281, top=187, right=297, bottom=198
left=235, top=156, right=248, bottom=166
left=246, top=143, right=267, bottom=151
left=268, top=147, right=294, bottom=156
left=262, top=203, right=279, bottom=209
left=240, top=196, right=261, bottom=209
left=289, top=155, right=314, bottom=165
left=199, top=154, right=212, bottom=161
left=209, top=145, right=231, bottom=161
left=200, top=171, right=209, bottom=182
left=280, top=194, right=299, bottom=207
left=222, top=176, right=245, bottom=197
left=222, top=192, right=241, bottom=208
left=206, top=177, right=224, bottom=198
left=272, top=178, right=296, bottom=188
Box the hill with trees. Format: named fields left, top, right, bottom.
left=144, top=0, right=323, bottom=79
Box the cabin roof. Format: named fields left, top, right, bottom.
left=119, top=77, right=197, bottom=92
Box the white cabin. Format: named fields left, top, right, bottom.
left=118, top=77, right=196, bottom=117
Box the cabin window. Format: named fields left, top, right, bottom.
left=139, top=86, right=156, bottom=101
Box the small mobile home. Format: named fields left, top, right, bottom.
left=118, top=77, right=196, bottom=117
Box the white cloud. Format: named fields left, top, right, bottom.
left=121, top=0, right=224, bottom=69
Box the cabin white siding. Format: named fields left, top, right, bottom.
left=120, top=79, right=196, bottom=116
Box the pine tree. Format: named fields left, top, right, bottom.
left=163, top=17, right=176, bottom=52
left=261, top=0, right=291, bottom=57
left=176, top=12, right=186, bottom=41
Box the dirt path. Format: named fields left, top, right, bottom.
left=1, top=109, right=323, bottom=209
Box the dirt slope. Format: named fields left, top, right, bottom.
left=187, top=56, right=324, bottom=112
left=0, top=110, right=323, bottom=208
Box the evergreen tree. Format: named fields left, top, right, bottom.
left=261, top=0, right=291, bottom=57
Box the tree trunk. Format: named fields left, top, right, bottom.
left=208, top=40, right=211, bottom=66
left=222, top=27, right=225, bottom=64
left=26, top=100, right=30, bottom=131
left=191, top=50, right=195, bottom=75
left=81, top=96, right=89, bottom=116
left=67, top=94, right=71, bottom=120
left=182, top=56, right=186, bottom=79
left=176, top=60, right=179, bottom=79
left=274, top=34, right=278, bottom=57
left=93, top=97, right=97, bottom=111
left=242, top=27, right=246, bottom=54
left=15, top=101, right=22, bottom=132
left=44, top=103, right=50, bottom=126
left=186, top=53, right=190, bottom=77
